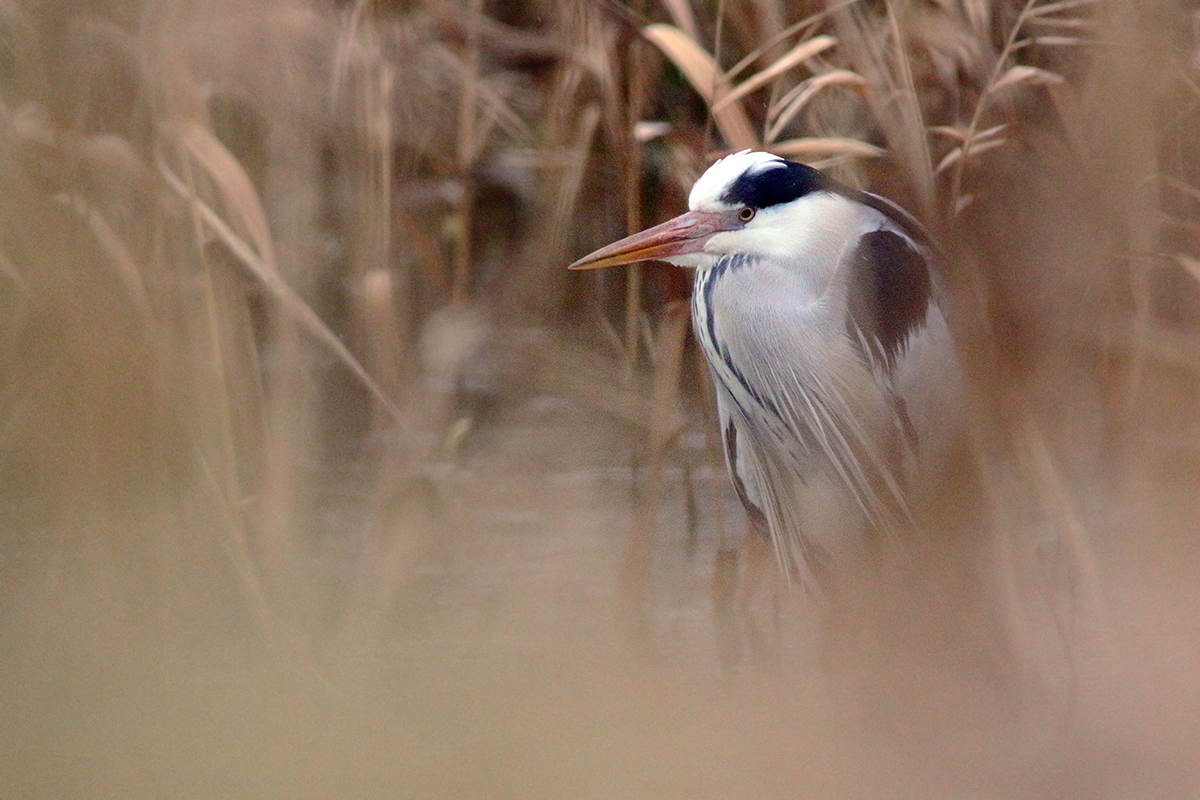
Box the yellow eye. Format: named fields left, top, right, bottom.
left=738, top=207, right=756, bottom=222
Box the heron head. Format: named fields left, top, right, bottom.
left=568, top=150, right=834, bottom=271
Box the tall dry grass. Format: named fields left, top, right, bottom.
left=0, top=0, right=1197, bottom=797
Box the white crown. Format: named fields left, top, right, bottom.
left=688, top=150, right=786, bottom=211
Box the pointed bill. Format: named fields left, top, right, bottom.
left=568, top=209, right=740, bottom=270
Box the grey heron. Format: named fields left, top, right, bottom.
left=570, top=150, right=966, bottom=590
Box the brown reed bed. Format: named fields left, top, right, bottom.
left=0, top=0, right=1197, bottom=796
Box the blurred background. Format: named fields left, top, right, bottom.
left=1, top=0, right=1198, bottom=796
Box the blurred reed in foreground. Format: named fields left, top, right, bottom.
left=0, top=0, right=1197, bottom=797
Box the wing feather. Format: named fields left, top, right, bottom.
left=698, top=251, right=937, bottom=586
left=692, top=195, right=963, bottom=592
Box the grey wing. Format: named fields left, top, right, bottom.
left=715, top=375, right=835, bottom=587
left=701, top=214, right=965, bottom=590
left=736, top=338, right=910, bottom=574
left=707, top=259, right=917, bottom=580
left=840, top=226, right=966, bottom=485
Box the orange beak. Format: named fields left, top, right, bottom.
left=568, top=209, right=742, bottom=270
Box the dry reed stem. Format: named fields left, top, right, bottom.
left=838, top=1, right=934, bottom=211
left=453, top=0, right=485, bottom=305
left=946, top=0, right=1058, bottom=213
left=156, top=125, right=406, bottom=427
left=619, top=300, right=690, bottom=640
left=765, top=69, right=867, bottom=144
left=646, top=300, right=690, bottom=499
left=174, top=122, right=253, bottom=565
left=623, top=33, right=649, bottom=382
left=642, top=23, right=758, bottom=149
left=712, top=34, right=836, bottom=112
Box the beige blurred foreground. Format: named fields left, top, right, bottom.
left=0, top=1, right=1197, bottom=797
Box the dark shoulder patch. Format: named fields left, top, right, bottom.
left=844, top=229, right=932, bottom=369
left=720, top=161, right=829, bottom=209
